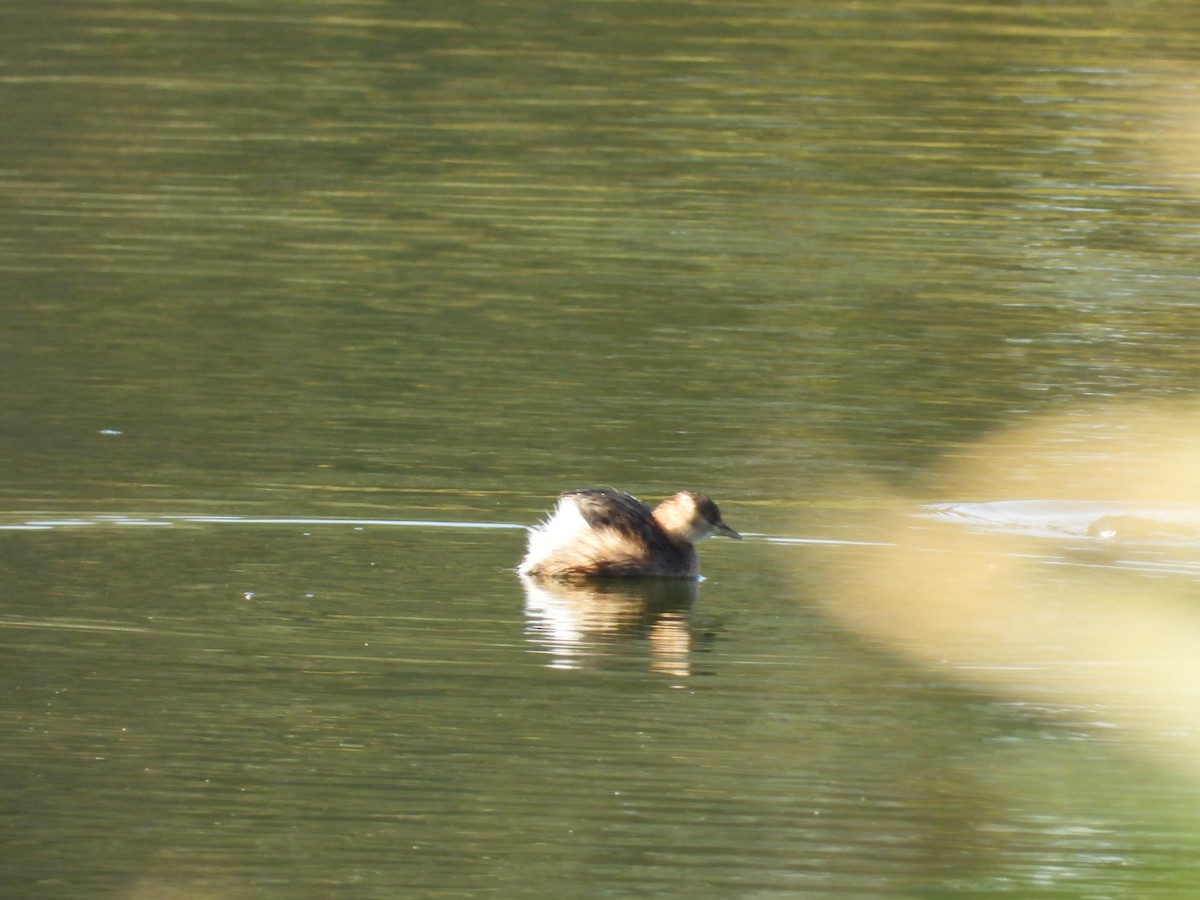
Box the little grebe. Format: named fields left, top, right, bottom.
left=519, top=488, right=741, bottom=578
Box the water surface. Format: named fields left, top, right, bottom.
left=5, top=0, right=1200, bottom=896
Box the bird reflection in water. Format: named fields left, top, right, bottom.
left=520, top=575, right=699, bottom=676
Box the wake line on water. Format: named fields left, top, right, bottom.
left=0, top=513, right=884, bottom=549
left=0, top=513, right=893, bottom=550
left=0, top=514, right=530, bottom=532
left=6, top=505, right=1200, bottom=576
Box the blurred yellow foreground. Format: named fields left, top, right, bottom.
left=823, top=401, right=1200, bottom=776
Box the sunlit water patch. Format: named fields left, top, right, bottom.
left=919, top=500, right=1200, bottom=542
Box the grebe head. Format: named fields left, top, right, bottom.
left=653, top=491, right=741, bottom=544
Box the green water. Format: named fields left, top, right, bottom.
left=5, top=1, right=1200, bottom=896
